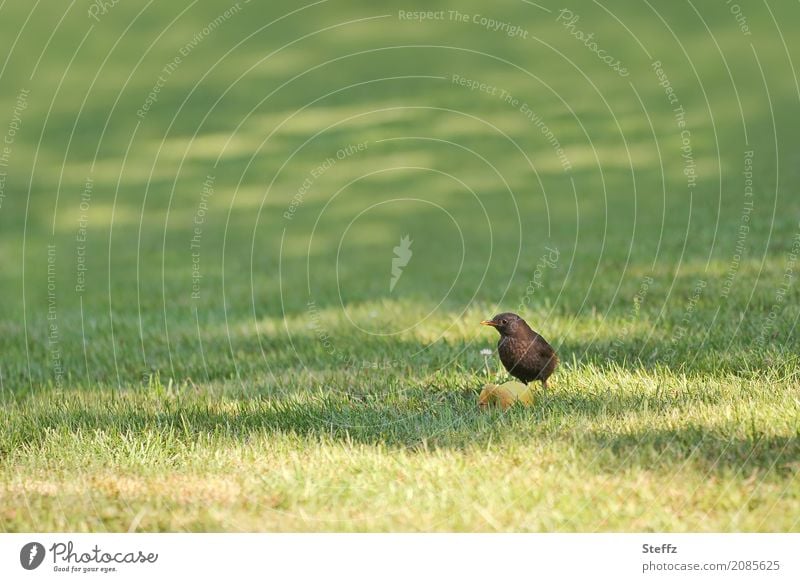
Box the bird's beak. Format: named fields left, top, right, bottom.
left=480, top=320, right=497, bottom=327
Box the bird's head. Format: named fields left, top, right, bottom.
left=480, top=312, right=526, bottom=336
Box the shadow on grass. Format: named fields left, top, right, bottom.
left=7, top=380, right=797, bottom=477
left=585, top=427, right=800, bottom=478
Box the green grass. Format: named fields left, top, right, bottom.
left=1, top=0, right=799, bottom=531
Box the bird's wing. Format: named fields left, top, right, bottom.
left=526, top=336, right=556, bottom=360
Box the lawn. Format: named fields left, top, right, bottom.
left=1, top=0, right=799, bottom=531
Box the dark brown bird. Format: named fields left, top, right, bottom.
left=481, top=312, right=558, bottom=388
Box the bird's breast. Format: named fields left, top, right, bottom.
left=498, top=336, right=519, bottom=361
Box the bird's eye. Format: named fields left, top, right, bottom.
left=501, top=319, right=507, bottom=325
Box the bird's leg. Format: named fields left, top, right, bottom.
left=541, top=379, right=548, bottom=394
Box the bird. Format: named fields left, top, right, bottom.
left=480, top=312, right=558, bottom=388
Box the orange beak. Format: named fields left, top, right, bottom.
left=480, top=320, right=497, bottom=327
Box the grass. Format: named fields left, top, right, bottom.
left=1, top=0, right=799, bottom=531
